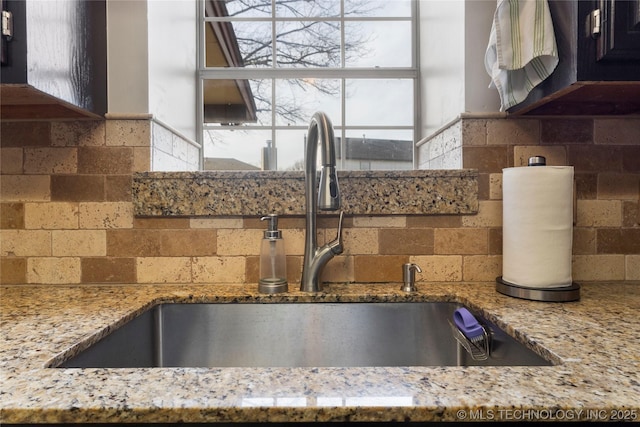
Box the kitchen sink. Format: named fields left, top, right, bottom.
left=55, top=302, right=551, bottom=368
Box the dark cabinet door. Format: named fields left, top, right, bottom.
left=597, top=0, right=640, bottom=61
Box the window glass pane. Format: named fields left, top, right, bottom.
left=203, top=79, right=271, bottom=125
left=275, top=21, right=341, bottom=68
left=204, top=20, right=273, bottom=67
left=235, top=21, right=274, bottom=67
left=274, top=79, right=341, bottom=126
left=276, top=0, right=340, bottom=17
left=204, top=129, right=272, bottom=170
left=215, top=0, right=272, bottom=18
left=345, top=21, right=412, bottom=67
left=345, top=79, right=413, bottom=126
left=344, top=0, right=412, bottom=17
left=340, top=129, right=413, bottom=170
left=275, top=130, right=307, bottom=170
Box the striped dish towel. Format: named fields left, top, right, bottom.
left=485, top=0, right=559, bottom=111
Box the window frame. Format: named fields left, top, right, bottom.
left=196, top=0, right=420, bottom=171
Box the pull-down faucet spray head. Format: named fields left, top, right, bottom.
left=308, top=113, right=340, bottom=211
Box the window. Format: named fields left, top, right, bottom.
left=198, top=0, right=418, bottom=171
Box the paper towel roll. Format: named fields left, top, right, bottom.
left=502, top=166, right=574, bottom=288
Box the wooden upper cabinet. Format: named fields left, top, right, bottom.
left=510, top=0, right=640, bottom=116
left=597, top=0, right=640, bottom=62
left=0, top=0, right=107, bottom=120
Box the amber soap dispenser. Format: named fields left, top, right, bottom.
left=259, top=214, right=288, bottom=294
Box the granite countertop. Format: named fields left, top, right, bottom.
left=1, top=282, right=639, bottom=424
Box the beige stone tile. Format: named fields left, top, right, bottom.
left=486, top=119, right=539, bottom=145
left=23, top=147, right=77, bottom=174
left=461, top=119, right=487, bottom=146
left=0, top=121, right=50, bottom=147
left=576, top=200, right=622, bottom=227
left=623, top=200, right=639, bottom=227
left=192, top=256, right=245, bottom=283
left=489, top=173, right=502, bottom=200
left=626, top=255, right=640, bottom=280
left=81, top=257, right=136, bottom=283
left=133, top=146, right=151, bottom=172
left=27, top=257, right=81, bottom=284
left=105, top=175, right=132, bottom=202
left=572, top=228, right=596, bottom=255
left=378, top=228, right=433, bottom=255
left=190, top=218, right=244, bottom=229
left=78, top=147, right=133, bottom=174
left=340, top=228, right=378, bottom=255
left=410, top=255, right=463, bottom=282
left=51, top=175, right=106, bottom=202
left=0, top=175, right=51, bottom=201
left=353, top=255, right=409, bottom=282
left=1, top=257, right=26, bottom=284
left=161, top=230, right=217, bottom=256
left=106, top=120, right=151, bottom=147
left=1, top=203, right=24, bottom=229
left=434, top=228, right=488, bottom=255
left=106, top=229, right=215, bottom=257
left=217, top=229, right=262, bottom=255
left=406, top=215, right=462, bottom=228
left=568, top=145, right=623, bottom=173
left=283, top=228, right=305, bottom=256
left=463, top=255, right=502, bottom=281
left=488, top=227, right=502, bottom=255
left=541, top=118, right=593, bottom=144
left=594, top=118, right=640, bottom=145
left=320, top=255, right=354, bottom=283
left=24, top=202, right=78, bottom=229
left=52, top=230, right=107, bottom=256
left=353, top=215, right=406, bottom=228
left=597, top=173, right=639, bottom=200
left=79, top=202, right=134, bottom=229
left=572, top=255, right=625, bottom=281
left=51, top=121, right=106, bottom=147
left=462, top=146, right=510, bottom=173
left=513, top=145, right=567, bottom=166
left=134, top=217, right=190, bottom=229
left=137, top=257, right=192, bottom=283
left=461, top=200, right=502, bottom=227
left=245, top=256, right=259, bottom=283
left=1, top=148, right=23, bottom=174
left=1, top=230, right=51, bottom=256
left=596, top=228, right=640, bottom=254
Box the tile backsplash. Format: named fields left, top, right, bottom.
left=1, top=117, right=639, bottom=285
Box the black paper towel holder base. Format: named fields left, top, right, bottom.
left=496, top=277, right=580, bottom=302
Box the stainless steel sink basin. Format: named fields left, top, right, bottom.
left=55, top=302, right=551, bottom=368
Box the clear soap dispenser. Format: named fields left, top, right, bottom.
left=259, top=214, right=288, bottom=294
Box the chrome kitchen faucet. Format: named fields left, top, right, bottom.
left=300, top=112, right=344, bottom=292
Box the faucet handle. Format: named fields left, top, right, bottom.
left=328, top=211, right=345, bottom=255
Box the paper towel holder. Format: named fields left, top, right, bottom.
left=528, top=156, right=546, bottom=166
left=496, top=277, right=580, bottom=302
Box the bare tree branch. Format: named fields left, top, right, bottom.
left=216, top=0, right=380, bottom=123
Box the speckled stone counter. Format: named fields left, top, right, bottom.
left=133, top=170, right=478, bottom=216
left=1, top=282, right=639, bottom=424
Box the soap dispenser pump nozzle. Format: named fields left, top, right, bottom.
left=261, top=214, right=282, bottom=239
